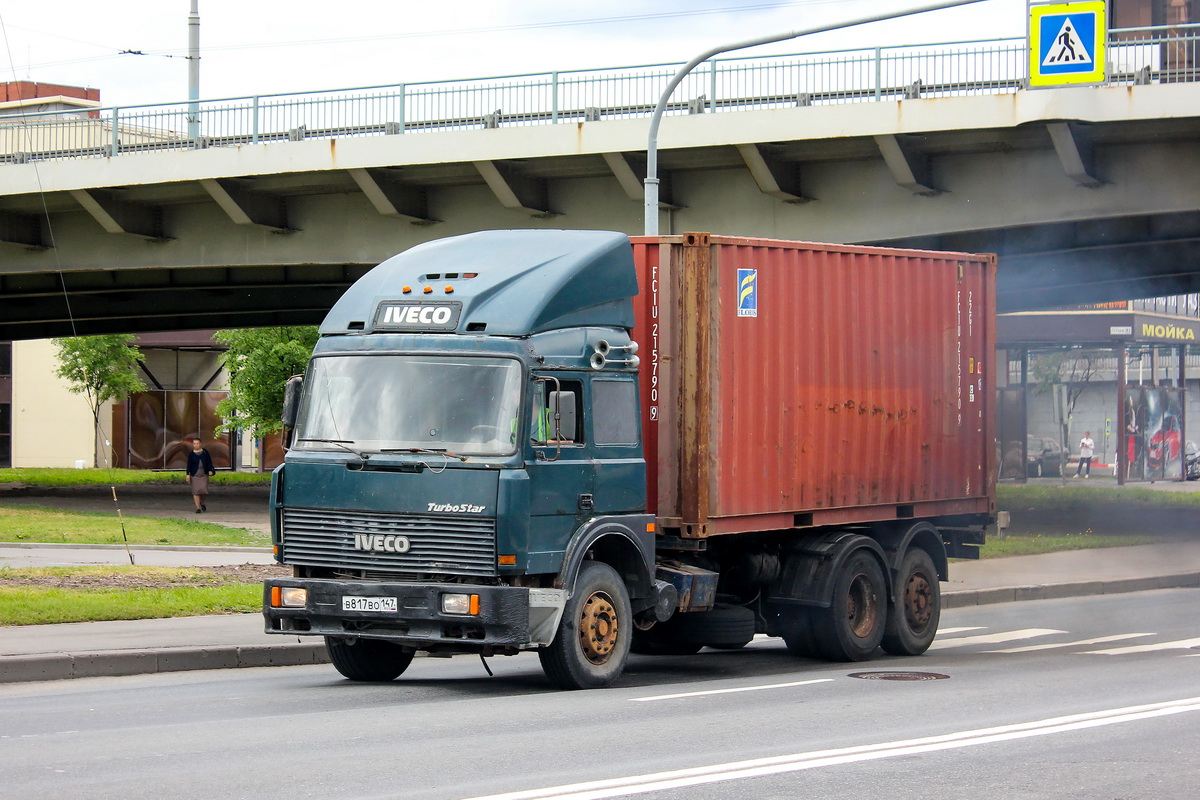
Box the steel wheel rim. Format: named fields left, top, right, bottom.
left=846, top=573, right=879, bottom=639
left=578, top=591, right=619, bottom=665
left=904, top=571, right=934, bottom=633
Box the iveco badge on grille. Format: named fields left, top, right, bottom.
left=354, top=533, right=412, bottom=553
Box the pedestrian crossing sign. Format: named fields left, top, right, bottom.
left=1029, top=1, right=1107, bottom=87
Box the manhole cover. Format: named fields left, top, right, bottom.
left=848, top=671, right=950, bottom=681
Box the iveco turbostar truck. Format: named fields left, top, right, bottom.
left=264, top=230, right=996, bottom=689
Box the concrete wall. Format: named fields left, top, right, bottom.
left=11, top=339, right=97, bottom=468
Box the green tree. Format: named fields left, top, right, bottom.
left=214, top=327, right=319, bottom=438
left=53, top=334, right=147, bottom=466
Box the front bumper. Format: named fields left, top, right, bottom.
left=263, top=578, right=566, bottom=649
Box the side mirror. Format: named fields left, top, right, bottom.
left=281, top=374, right=304, bottom=448
left=548, top=391, right=576, bottom=442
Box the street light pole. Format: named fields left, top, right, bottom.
left=643, top=0, right=987, bottom=235
left=188, top=0, right=201, bottom=142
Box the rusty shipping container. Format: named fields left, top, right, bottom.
left=630, top=233, right=996, bottom=538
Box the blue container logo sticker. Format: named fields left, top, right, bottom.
left=737, top=269, right=758, bottom=318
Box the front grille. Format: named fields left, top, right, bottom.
left=281, top=508, right=497, bottom=577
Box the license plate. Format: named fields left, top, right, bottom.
left=342, top=595, right=398, bottom=613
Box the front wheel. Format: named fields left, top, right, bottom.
left=881, top=548, right=940, bottom=656
left=539, top=561, right=632, bottom=690
left=325, top=636, right=415, bottom=681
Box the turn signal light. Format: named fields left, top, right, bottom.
left=498, top=554, right=517, bottom=566
left=441, top=593, right=481, bottom=616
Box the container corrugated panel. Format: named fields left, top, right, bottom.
left=631, top=233, right=996, bottom=537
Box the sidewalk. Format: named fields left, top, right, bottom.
left=3, top=541, right=1198, bottom=684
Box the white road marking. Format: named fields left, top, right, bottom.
left=987, top=633, right=1154, bottom=654
left=927, top=628, right=1066, bottom=650
left=937, top=626, right=986, bottom=635
left=1085, top=637, right=1200, bottom=655
left=459, top=697, right=1200, bottom=800
left=631, top=679, right=833, bottom=702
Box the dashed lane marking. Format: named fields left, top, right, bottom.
left=928, top=628, right=1066, bottom=650
left=986, top=633, right=1154, bottom=654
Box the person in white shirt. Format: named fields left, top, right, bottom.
left=1075, top=431, right=1095, bottom=478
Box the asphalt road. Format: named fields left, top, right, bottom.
left=2, top=589, right=1197, bottom=800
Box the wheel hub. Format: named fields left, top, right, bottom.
left=904, top=572, right=934, bottom=632
left=578, top=591, right=619, bottom=665
left=846, top=573, right=880, bottom=639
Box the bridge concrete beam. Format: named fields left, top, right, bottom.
left=601, top=152, right=676, bottom=208
left=735, top=143, right=809, bottom=203
left=1046, top=121, right=1103, bottom=188
left=69, top=189, right=166, bottom=240
left=199, top=178, right=293, bottom=232
left=347, top=168, right=438, bottom=224
left=873, top=134, right=938, bottom=196
left=473, top=160, right=555, bottom=217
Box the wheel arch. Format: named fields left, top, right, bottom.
left=769, top=530, right=891, bottom=609
left=872, top=520, right=949, bottom=585
left=556, top=515, right=656, bottom=604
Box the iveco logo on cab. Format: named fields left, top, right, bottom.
left=382, top=305, right=454, bottom=326
left=354, top=534, right=412, bottom=553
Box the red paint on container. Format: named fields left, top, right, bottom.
left=630, top=233, right=996, bottom=538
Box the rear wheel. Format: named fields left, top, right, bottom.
left=811, top=550, right=886, bottom=661
left=325, top=636, right=415, bottom=681
left=539, top=561, right=632, bottom=689
left=881, top=548, right=941, bottom=656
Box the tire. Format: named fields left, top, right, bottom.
left=325, top=636, right=415, bottom=681
left=881, top=548, right=941, bottom=656
left=780, top=607, right=820, bottom=658
left=662, top=603, right=756, bottom=649
left=539, top=561, right=632, bottom=690
left=810, top=549, right=886, bottom=662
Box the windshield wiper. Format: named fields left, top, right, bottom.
left=296, top=438, right=368, bottom=460
left=379, top=447, right=468, bottom=461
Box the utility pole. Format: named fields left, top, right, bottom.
left=188, top=0, right=201, bottom=142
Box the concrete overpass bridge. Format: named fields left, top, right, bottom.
left=1, top=27, right=1199, bottom=338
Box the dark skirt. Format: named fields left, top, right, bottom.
left=190, top=474, right=210, bottom=497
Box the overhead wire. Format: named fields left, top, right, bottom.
left=0, top=11, right=136, bottom=565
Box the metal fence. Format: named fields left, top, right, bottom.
left=0, top=24, right=1196, bottom=165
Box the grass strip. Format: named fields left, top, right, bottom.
left=997, top=483, right=1200, bottom=509
left=0, top=467, right=271, bottom=487
left=977, top=532, right=1164, bottom=559
left=0, top=585, right=261, bottom=625
left=0, top=504, right=267, bottom=547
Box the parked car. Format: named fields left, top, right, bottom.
left=1186, top=440, right=1199, bottom=481
left=1027, top=435, right=1065, bottom=477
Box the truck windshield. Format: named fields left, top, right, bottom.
left=293, top=355, right=523, bottom=457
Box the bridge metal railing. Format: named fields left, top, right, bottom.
left=0, top=24, right=1196, bottom=166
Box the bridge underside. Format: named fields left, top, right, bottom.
left=1, top=85, right=1197, bottom=338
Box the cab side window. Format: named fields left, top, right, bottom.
left=592, top=379, right=638, bottom=446
left=532, top=379, right=584, bottom=444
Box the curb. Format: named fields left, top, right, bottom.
left=0, top=642, right=329, bottom=684
left=940, top=571, right=1200, bottom=608
left=3, top=575, right=1198, bottom=685
left=0, top=542, right=270, bottom=553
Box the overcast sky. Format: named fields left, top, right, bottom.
left=1, top=0, right=1028, bottom=108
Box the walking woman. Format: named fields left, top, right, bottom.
left=187, top=438, right=215, bottom=513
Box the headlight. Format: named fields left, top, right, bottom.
left=441, top=593, right=480, bottom=615
left=270, top=586, right=308, bottom=608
